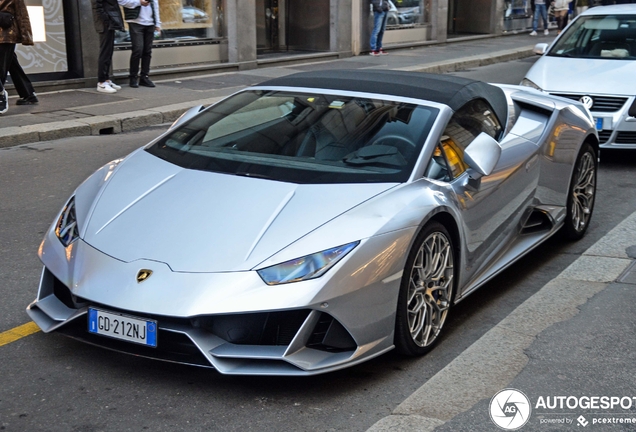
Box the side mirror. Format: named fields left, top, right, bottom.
left=170, top=105, right=205, bottom=130
left=464, top=132, right=502, bottom=179
left=533, top=43, right=548, bottom=55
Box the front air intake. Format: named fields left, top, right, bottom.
left=195, top=310, right=311, bottom=346
left=306, top=312, right=357, bottom=352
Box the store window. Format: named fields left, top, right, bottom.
left=387, top=0, right=431, bottom=29
left=115, top=0, right=225, bottom=46
left=503, top=0, right=532, bottom=33
left=16, top=0, right=68, bottom=74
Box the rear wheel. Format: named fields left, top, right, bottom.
left=563, top=142, right=597, bottom=240
left=395, top=222, right=455, bottom=356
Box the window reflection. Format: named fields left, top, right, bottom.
left=388, top=0, right=430, bottom=28
left=115, top=0, right=224, bottom=46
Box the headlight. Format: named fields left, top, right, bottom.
left=257, top=241, right=359, bottom=285
left=520, top=78, right=542, bottom=91
left=55, top=197, right=79, bottom=247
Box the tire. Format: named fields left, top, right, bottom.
left=563, top=142, right=597, bottom=241
left=395, top=221, right=456, bottom=356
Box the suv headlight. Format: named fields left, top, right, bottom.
left=257, top=241, right=359, bottom=285
left=520, top=78, right=542, bottom=91
left=55, top=197, right=79, bottom=247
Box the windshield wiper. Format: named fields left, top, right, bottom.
left=235, top=171, right=273, bottom=180
left=343, top=145, right=407, bottom=167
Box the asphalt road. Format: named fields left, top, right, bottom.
left=1, top=57, right=636, bottom=432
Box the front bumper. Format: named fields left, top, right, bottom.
left=27, top=229, right=408, bottom=375
left=27, top=266, right=395, bottom=375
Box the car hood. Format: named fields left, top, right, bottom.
left=81, top=150, right=396, bottom=273
left=526, top=56, right=636, bottom=95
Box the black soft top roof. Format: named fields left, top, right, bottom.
left=258, top=69, right=509, bottom=127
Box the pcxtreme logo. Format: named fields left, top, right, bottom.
left=489, top=388, right=532, bottom=430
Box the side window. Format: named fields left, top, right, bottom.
left=425, top=99, right=501, bottom=181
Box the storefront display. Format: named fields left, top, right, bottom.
left=16, top=0, right=68, bottom=74
left=504, top=0, right=532, bottom=32
left=388, top=0, right=430, bottom=29
left=115, top=0, right=224, bottom=45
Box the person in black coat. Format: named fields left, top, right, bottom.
left=92, top=0, right=124, bottom=93
left=9, top=52, right=38, bottom=104
left=0, top=0, right=33, bottom=114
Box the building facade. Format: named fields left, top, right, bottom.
left=15, top=0, right=512, bottom=89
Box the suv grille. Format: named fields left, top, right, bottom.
left=551, top=94, right=628, bottom=112
left=598, top=130, right=612, bottom=144
left=615, top=132, right=636, bottom=145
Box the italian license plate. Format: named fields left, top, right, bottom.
left=594, top=117, right=603, bottom=131
left=88, top=307, right=157, bottom=347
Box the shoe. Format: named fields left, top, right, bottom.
left=544, top=29, right=549, bottom=35
left=370, top=50, right=380, bottom=56
left=529, top=30, right=537, bottom=36
left=378, top=49, right=388, bottom=55
left=97, top=82, right=117, bottom=93
left=139, top=75, right=155, bottom=87
left=129, top=76, right=139, bottom=88
left=0, top=90, right=7, bottom=114
left=106, top=80, right=121, bottom=90
left=16, top=94, right=39, bottom=105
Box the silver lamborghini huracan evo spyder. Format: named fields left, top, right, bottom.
left=27, top=70, right=599, bottom=375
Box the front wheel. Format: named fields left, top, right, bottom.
left=395, top=221, right=456, bottom=356
left=563, top=142, right=597, bottom=240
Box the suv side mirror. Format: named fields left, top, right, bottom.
left=533, top=43, right=548, bottom=55
left=464, top=132, right=502, bottom=179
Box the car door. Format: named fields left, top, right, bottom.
left=425, top=99, right=541, bottom=292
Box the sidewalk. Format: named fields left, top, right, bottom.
left=369, top=212, right=636, bottom=431
left=0, top=33, right=552, bottom=148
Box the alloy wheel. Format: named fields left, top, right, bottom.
left=407, top=231, right=454, bottom=347
left=571, top=151, right=596, bottom=233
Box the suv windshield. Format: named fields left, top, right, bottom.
left=548, top=14, right=636, bottom=60
left=146, top=90, right=438, bottom=184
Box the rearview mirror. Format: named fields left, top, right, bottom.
left=533, top=43, right=548, bottom=55
left=464, top=132, right=502, bottom=179
left=170, top=105, right=205, bottom=130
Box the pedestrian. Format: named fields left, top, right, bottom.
left=119, top=0, right=161, bottom=88
left=0, top=0, right=33, bottom=114
left=530, top=0, right=552, bottom=36
left=9, top=52, right=38, bottom=105
left=554, top=0, right=569, bottom=34
left=370, top=0, right=389, bottom=56
left=92, top=0, right=124, bottom=94
left=576, top=0, right=590, bottom=15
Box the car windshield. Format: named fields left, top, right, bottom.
left=548, top=14, right=636, bottom=59
left=146, top=90, right=438, bottom=184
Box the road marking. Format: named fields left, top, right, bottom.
left=0, top=322, right=41, bottom=347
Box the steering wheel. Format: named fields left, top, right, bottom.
left=369, top=135, right=415, bottom=159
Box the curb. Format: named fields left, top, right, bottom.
left=396, top=46, right=536, bottom=74
left=0, top=47, right=537, bottom=149
left=367, top=212, right=636, bottom=431
left=0, top=96, right=223, bottom=149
